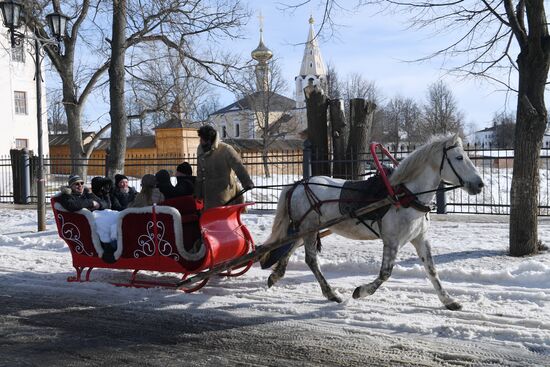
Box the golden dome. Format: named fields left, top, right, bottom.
left=251, top=31, right=273, bottom=62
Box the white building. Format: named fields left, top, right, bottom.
left=0, top=33, right=48, bottom=156
left=470, top=126, right=496, bottom=147
left=469, top=125, right=550, bottom=149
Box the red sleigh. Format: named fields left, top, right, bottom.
left=51, top=195, right=255, bottom=292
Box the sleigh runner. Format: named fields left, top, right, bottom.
left=51, top=195, right=255, bottom=292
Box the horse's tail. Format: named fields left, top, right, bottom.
left=259, top=186, right=292, bottom=268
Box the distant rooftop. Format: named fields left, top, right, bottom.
left=211, top=92, right=296, bottom=115
left=223, top=138, right=303, bottom=152
left=95, top=135, right=156, bottom=150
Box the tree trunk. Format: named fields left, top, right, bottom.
left=261, top=150, right=271, bottom=178
left=64, top=102, right=87, bottom=180
left=346, top=99, right=376, bottom=180
left=107, top=0, right=128, bottom=178
left=509, top=41, right=549, bottom=256
left=329, top=99, right=347, bottom=178
left=304, top=85, right=329, bottom=176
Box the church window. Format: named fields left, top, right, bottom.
left=235, top=123, right=240, bottom=137
left=222, top=126, right=227, bottom=138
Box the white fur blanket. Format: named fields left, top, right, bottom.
left=92, top=209, right=119, bottom=243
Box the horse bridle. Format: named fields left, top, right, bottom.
left=439, top=144, right=464, bottom=187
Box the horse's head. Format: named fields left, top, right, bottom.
left=439, top=135, right=484, bottom=195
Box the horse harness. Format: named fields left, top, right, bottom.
left=285, top=175, right=431, bottom=238
left=286, top=143, right=464, bottom=238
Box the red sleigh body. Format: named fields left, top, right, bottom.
left=51, top=195, right=254, bottom=292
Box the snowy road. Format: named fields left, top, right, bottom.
left=1, top=208, right=549, bottom=366
left=1, top=284, right=548, bottom=366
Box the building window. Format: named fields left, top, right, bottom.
left=15, top=139, right=28, bottom=149
left=14, top=91, right=27, bottom=115
left=235, top=123, right=240, bottom=137
left=11, top=44, right=24, bottom=62
left=222, top=126, right=227, bottom=138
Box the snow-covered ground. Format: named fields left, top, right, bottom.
left=1, top=208, right=550, bottom=364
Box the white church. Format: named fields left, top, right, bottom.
left=0, top=33, right=49, bottom=156
left=209, top=16, right=327, bottom=143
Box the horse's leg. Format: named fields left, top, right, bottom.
left=304, top=233, right=342, bottom=303
left=267, top=240, right=302, bottom=287
left=353, top=239, right=398, bottom=299
left=411, top=234, right=462, bottom=311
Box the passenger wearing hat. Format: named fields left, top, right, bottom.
left=175, top=162, right=195, bottom=196
left=195, top=125, right=254, bottom=209
left=58, top=174, right=104, bottom=212
left=111, top=173, right=137, bottom=211
left=91, top=176, right=113, bottom=209
left=155, top=169, right=181, bottom=199
left=129, top=174, right=165, bottom=208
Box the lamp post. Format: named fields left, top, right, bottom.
left=0, top=1, right=68, bottom=231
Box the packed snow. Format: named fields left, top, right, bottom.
left=1, top=207, right=549, bottom=362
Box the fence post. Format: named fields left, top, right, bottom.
left=436, top=182, right=446, bottom=214
left=303, top=139, right=312, bottom=179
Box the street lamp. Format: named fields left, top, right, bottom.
left=0, top=0, right=68, bottom=231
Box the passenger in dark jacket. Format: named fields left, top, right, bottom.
left=175, top=162, right=195, bottom=196
left=58, top=174, right=104, bottom=212
left=155, top=169, right=186, bottom=199
left=91, top=176, right=113, bottom=209
left=110, top=174, right=137, bottom=211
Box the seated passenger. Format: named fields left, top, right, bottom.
left=155, top=169, right=185, bottom=199
left=175, top=162, right=195, bottom=196
left=130, top=174, right=165, bottom=208
left=111, top=174, right=137, bottom=211
left=58, top=175, right=104, bottom=212
left=91, top=176, right=113, bottom=209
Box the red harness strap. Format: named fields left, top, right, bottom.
left=370, top=143, right=400, bottom=204
left=370, top=142, right=431, bottom=212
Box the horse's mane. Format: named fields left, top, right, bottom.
left=389, top=134, right=462, bottom=186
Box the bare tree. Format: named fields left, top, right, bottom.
left=421, top=81, right=464, bottom=136
left=126, top=46, right=220, bottom=133
left=107, top=0, right=127, bottom=178
left=326, top=62, right=342, bottom=99
left=27, top=0, right=248, bottom=178
left=381, top=96, right=422, bottom=148
left=298, top=0, right=549, bottom=256
left=493, top=111, right=516, bottom=149
left=46, top=88, right=68, bottom=134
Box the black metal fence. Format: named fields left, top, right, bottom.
left=1, top=145, right=549, bottom=215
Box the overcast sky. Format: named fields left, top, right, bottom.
left=226, top=1, right=522, bottom=132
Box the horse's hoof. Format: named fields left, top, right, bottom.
left=352, top=287, right=362, bottom=299
left=445, top=301, right=462, bottom=311
left=267, top=274, right=276, bottom=288
left=329, top=295, right=343, bottom=303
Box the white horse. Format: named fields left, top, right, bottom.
left=262, top=134, right=484, bottom=310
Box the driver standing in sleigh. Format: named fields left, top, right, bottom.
left=195, top=125, right=254, bottom=210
